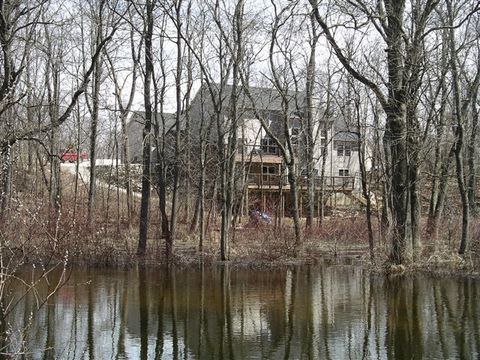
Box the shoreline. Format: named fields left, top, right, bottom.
left=10, top=240, right=480, bottom=279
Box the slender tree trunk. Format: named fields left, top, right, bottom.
left=169, top=0, right=184, bottom=253
left=0, top=144, right=12, bottom=218
left=355, top=97, right=374, bottom=262
left=137, top=0, right=154, bottom=255
left=183, top=1, right=193, bottom=222
left=87, top=1, right=105, bottom=225
left=153, top=14, right=172, bottom=257
left=219, top=0, right=245, bottom=261
left=406, top=107, right=421, bottom=259
left=304, top=13, right=318, bottom=231
left=287, top=163, right=302, bottom=250
left=120, top=112, right=132, bottom=223
left=431, top=146, right=455, bottom=244
left=447, top=0, right=475, bottom=255
left=73, top=103, right=81, bottom=221
left=467, top=79, right=479, bottom=216
left=428, top=36, right=449, bottom=225
left=106, top=25, right=141, bottom=225
left=199, top=147, right=207, bottom=252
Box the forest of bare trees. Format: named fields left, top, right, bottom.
left=0, top=0, right=479, bottom=272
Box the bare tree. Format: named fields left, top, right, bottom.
left=309, top=0, right=443, bottom=264
left=446, top=0, right=480, bottom=254
left=105, top=12, right=143, bottom=224
left=0, top=1, right=120, bottom=219
left=169, top=0, right=184, bottom=256
left=137, top=0, right=155, bottom=255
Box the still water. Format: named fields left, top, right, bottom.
left=8, top=264, right=480, bottom=359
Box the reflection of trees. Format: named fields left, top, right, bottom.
left=43, top=284, right=56, bottom=360
left=116, top=271, right=128, bottom=360
left=319, top=267, right=332, bottom=360
left=283, top=268, right=296, bottom=360
left=411, top=278, right=423, bottom=359
left=361, top=275, right=373, bottom=360
left=472, top=281, right=480, bottom=356
left=87, top=272, right=95, bottom=360
left=304, top=268, right=314, bottom=359
left=433, top=280, right=449, bottom=358
left=139, top=266, right=148, bottom=360
left=170, top=270, right=179, bottom=360
left=196, top=266, right=204, bottom=358
left=7, top=267, right=480, bottom=359
left=154, top=270, right=166, bottom=359
left=385, top=277, right=422, bottom=360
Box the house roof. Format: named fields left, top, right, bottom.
left=332, top=117, right=359, bottom=141
left=192, top=83, right=305, bottom=114
left=189, top=83, right=358, bottom=141
left=128, top=111, right=179, bottom=134
left=234, top=85, right=304, bottom=112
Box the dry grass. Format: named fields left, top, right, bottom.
left=2, top=168, right=480, bottom=273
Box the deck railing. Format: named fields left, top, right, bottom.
left=246, top=173, right=355, bottom=191
left=247, top=173, right=287, bottom=188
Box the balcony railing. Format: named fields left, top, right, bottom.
left=246, top=174, right=355, bottom=191
left=300, top=176, right=355, bottom=190
left=247, top=173, right=287, bottom=188
left=238, top=143, right=280, bottom=156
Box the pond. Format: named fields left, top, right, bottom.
left=6, top=264, right=480, bottom=359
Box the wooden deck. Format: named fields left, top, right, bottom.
left=246, top=174, right=355, bottom=192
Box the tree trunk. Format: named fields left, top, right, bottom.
left=467, top=78, right=479, bottom=216
left=447, top=0, right=476, bottom=255
left=169, top=0, right=184, bottom=252
left=87, top=1, right=105, bottom=225
left=0, top=145, right=12, bottom=218
left=287, top=163, right=302, bottom=250
left=137, top=0, right=154, bottom=256
left=355, top=97, right=375, bottom=262
left=385, top=111, right=408, bottom=264
left=304, top=13, right=318, bottom=231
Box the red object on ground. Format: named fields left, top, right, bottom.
left=59, top=148, right=88, bottom=163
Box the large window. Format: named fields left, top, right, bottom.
left=261, top=137, right=277, bottom=154
left=337, top=142, right=351, bottom=157
left=337, top=144, right=344, bottom=156
left=344, top=144, right=351, bottom=156
left=262, top=165, right=277, bottom=174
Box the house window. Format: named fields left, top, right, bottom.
left=337, top=144, right=344, bottom=156
left=337, top=142, right=351, bottom=157
left=339, top=169, right=349, bottom=177
left=344, top=144, right=351, bottom=157
left=261, top=137, right=277, bottom=154
left=262, top=165, right=277, bottom=174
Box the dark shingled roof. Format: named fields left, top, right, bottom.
left=192, top=83, right=306, bottom=113
left=128, top=111, right=178, bottom=133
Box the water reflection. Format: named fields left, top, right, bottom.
left=7, top=265, right=480, bottom=359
